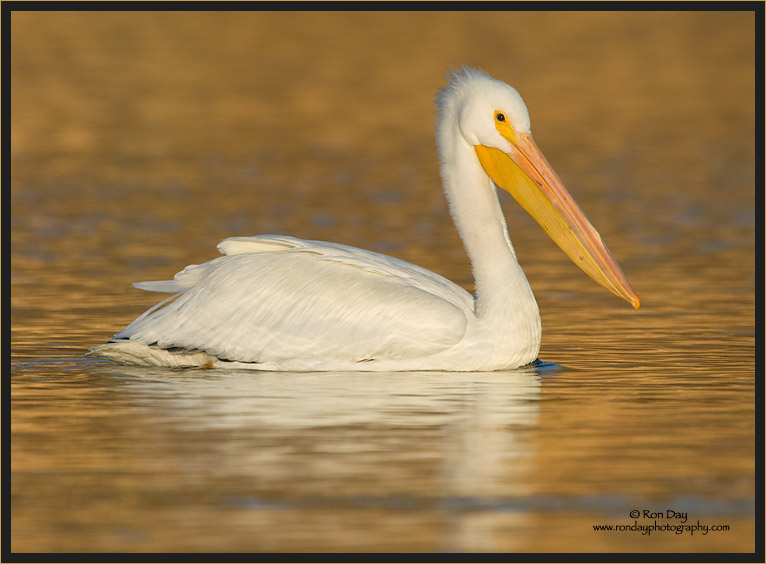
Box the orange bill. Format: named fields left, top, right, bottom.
left=475, top=122, right=640, bottom=309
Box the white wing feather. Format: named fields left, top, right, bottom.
left=114, top=235, right=474, bottom=364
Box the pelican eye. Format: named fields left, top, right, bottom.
left=495, top=112, right=506, bottom=123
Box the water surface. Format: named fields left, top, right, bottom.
left=10, top=10, right=756, bottom=553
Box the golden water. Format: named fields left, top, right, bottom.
left=11, top=10, right=756, bottom=553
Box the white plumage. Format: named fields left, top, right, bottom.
left=89, top=67, right=638, bottom=371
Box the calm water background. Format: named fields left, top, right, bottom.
left=10, top=10, right=757, bottom=553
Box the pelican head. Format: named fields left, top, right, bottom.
left=436, top=67, right=639, bottom=309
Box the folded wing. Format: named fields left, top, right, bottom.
left=114, top=235, right=473, bottom=364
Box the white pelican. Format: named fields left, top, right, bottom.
left=89, top=67, right=639, bottom=371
